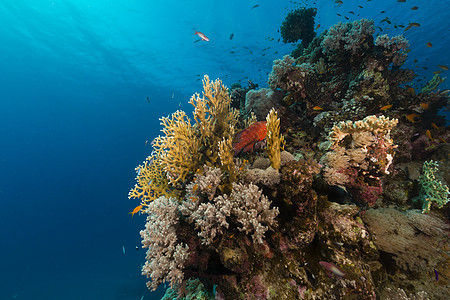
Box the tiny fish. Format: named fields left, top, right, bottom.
left=433, top=70, right=443, bottom=74
left=349, top=11, right=355, bottom=15
left=129, top=205, right=143, bottom=218
left=431, top=123, right=439, bottom=129
left=397, top=0, right=406, bottom=2
left=335, top=1, right=343, bottom=5
left=229, top=33, right=234, bottom=40
left=411, top=6, right=419, bottom=10
left=122, top=246, right=126, bottom=255
left=316, top=24, right=321, bottom=29
left=426, top=130, right=433, bottom=140
left=420, top=103, right=429, bottom=110
left=146, top=96, right=150, bottom=104
left=438, top=65, right=449, bottom=70
left=407, top=87, right=415, bottom=94
left=319, top=261, right=346, bottom=278
left=414, top=59, right=418, bottom=63
left=406, top=113, right=420, bottom=123
left=194, top=30, right=210, bottom=41
left=313, top=106, right=323, bottom=110
left=380, top=104, right=393, bottom=111
left=358, top=5, right=363, bottom=8
left=427, top=42, right=433, bottom=47
left=252, top=4, right=259, bottom=9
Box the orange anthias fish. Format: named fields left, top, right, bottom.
left=420, top=103, right=429, bottom=110
left=313, top=106, right=323, bottom=110
left=426, top=130, right=433, bottom=140
left=406, top=113, right=420, bottom=123
left=233, top=121, right=267, bottom=155
left=195, top=30, right=210, bottom=41
left=128, top=205, right=143, bottom=218
left=380, top=104, right=393, bottom=111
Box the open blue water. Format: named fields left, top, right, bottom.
left=0, top=1, right=448, bottom=299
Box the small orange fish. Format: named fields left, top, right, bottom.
left=438, top=65, right=449, bottom=71
left=420, top=103, right=429, bottom=110
left=425, top=130, right=433, bottom=140
left=316, top=24, right=321, bottom=29
left=406, top=113, right=420, bottom=123
left=128, top=205, right=143, bottom=218
left=411, top=6, right=419, bottom=10
left=427, top=42, right=433, bottom=47
left=431, top=123, right=439, bottom=130
left=380, top=104, right=393, bottom=111
left=433, top=71, right=443, bottom=74
left=313, top=106, right=323, bottom=110
left=233, top=121, right=267, bottom=155
left=438, top=138, right=447, bottom=143
left=407, top=87, right=415, bottom=94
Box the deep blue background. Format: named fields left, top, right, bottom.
left=0, top=1, right=448, bottom=299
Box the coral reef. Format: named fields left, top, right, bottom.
left=413, top=160, right=449, bottom=213
left=129, top=10, right=450, bottom=299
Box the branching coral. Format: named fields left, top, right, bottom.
left=266, top=108, right=285, bottom=170
left=414, top=160, right=449, bottom=213
left=153, top=110, right=200, bottom=184
left=321, top=19, right=374, bottom=55
left=141, top=196, right=190, bottom=291
left=128, top=154, right=175, bottom=207
left=180, top=180, right=279, bottom=245
left=268, top=55, right=296, bottom=90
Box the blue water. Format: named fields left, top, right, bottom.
left=0, top=1, right=448, bottom=299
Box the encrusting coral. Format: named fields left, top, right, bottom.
left=321, top=115, right=398, bottom=206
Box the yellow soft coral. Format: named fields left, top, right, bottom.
left=153, top=110, right=200, bottom=184
left=266, top=108, right=285, bottom=170
left=129, top=75, right=240, bottom=206
left=189, top=75, right=239, bottom=167
left=128, top=154, right=176, bottom=207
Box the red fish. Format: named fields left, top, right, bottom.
left=195, top=31, right=210, bottom=41
left=233, top=121, right=267, bottom=155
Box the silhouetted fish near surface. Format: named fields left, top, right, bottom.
left=229, top=33, right=234, bottom=40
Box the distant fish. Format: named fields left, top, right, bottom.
left=195, top=30, right=210, bottom=41
left=319, top=261, right=346, bottom=278
left=313, top=106, right=323, bottom=110
left=229, top=33, right=234, bottom=40
left=433, top=70, right=443, bottom=74
left=406, top=113, right=420, bottom=123
left=426, top=130, right=433, bottom=140
left=122, top=246, right=126, bottom=255
left=438, top=65, right=449, bottom=70
left=316, top=24, right=321, bottom=29
left=420, top=103, right=429, bottom=110
left=427, top=42, right=433, bottom=47
left=252, top=4, right=259, bottom=9
left=335, top=1, right=343, bottom=4
left=411, top=6, right=419, bottom=10
left=146, top=96, right=150, bottom=104
left=397, top=0, right=406, bottom=2
left=431, top=123, right=439, bottom=129
left=380, top=104, right=393, bottom=111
